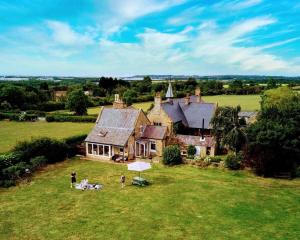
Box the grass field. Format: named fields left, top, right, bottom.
left=203, top=95, right=260, bottom=111
left=0, top=122, right=94, bottom=153
left=127, top=95, right=261, bottom=112
left=0, top=158, right=299, bottom=239
left=52, top=95, right=261, bottom=115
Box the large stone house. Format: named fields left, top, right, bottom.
left=85, top=83, right=216, bottom=161
left=85, top=94, right=167, bottom=160
left=147, top=82, right=217, bottom=157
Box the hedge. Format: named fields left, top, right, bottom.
left=45, top=114, right=97, bottom=122
left=0, top=112, right=38, bottom=121
left=38, top=101, right=65, bottom=111
left=0, top=135, right=87, bottom=187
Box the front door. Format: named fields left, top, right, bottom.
left=135, top=141, right=148, bottom=157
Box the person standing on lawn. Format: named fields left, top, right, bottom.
left=70, top=171, right=76, bottom=188
left=120, top=174, right=125, bottom=188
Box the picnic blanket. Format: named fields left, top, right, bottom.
left=75, top=180, right=103, bottom=190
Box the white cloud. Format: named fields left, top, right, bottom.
left=46, top=20, right=94, bottom=46
left=97, top=0, right=187, bottom=35
left=167, top=5, right=205, bottom=26
left=191, top=17, right=300, bottom=74
left=214, top=0, right=263, bottom=11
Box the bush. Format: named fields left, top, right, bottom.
left=210, top=156, right=222, bottom=163
left=64, top=134, right=87, bottom=157
left=0, top=112, right=38, bottom=122
left=187, top=145, right=196, bottom=159
left=26, top=110, right=46, bottom=117
left=14, top=137, right=69, bottom=164
left=45, top=114, right=97, bottom=123
left=38, top=102, right=65, bottom=112
left=224, top=153, right=243, bottom=170
left=162, top=145, right=182, bottom=165
left=30, top=156, right=47, bottom=170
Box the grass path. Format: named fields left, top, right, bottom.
left=0, top=159, right=299, bottom=240
left=0, top=122, right=94, bottom=153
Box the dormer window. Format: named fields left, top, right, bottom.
left=97, top=130, right=107, bottom=137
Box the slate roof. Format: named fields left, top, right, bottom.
left=141, top=125, right=167, bottom=140
left=161, top=97, right=216, bottom=129
left=85, top=108, right=140, bottom=146
left=176, top=134, right=215, bottom=147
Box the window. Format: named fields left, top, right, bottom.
left=99, top=145, right=103, bottom=155
left=150, top=141, right=156, bottom=152
left=88, top=144, right=92, bottom=154
left=119, top=147, right=124, bottom=153
left=154, top=122, right=162, bottom=126
left=104, top=145, right=109, bottom=156
left=93, top=144, right=98, bottom=155
left=206, top=147, right=211, bottom=156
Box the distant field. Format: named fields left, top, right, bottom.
left=203, top=95, right=260, bottom=111
left=127, top=95, right=261, bottom=112
left=0, top=122, right=94, bottom=153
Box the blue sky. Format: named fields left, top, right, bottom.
left=0, top=0, right=300, bottom=76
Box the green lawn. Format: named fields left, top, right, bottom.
left=0, top=122, right=94, bottom=153
left=203, top=95, right=260, bottom=111
left=129, top=95, right=261, bottom=112
left=0, top=158, right=299, bottom=239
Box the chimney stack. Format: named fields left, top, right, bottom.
left=113, top=94, right=126, bottom=109
left=154, top=92, right=162, bottom=107
left=195, top=87, right=201, bottom=103
left=184, top=94, right=190, bottom=105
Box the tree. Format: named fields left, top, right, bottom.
left=162, top=145, right=182, bottom=165
left=187, top=145, right=196, bottom=159
left=66, top=89, right=89, bottom=115
left=0, top=86, right=25, bottom=109
left=211, top=105, right=247, bottom=154
left=245, top=90, right=300, bottom=177
left=123, top=89, right=137, bottom=106
left=261, top=86, right=297, bottom=109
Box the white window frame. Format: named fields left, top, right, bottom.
left=149, top=140, right=156, bottom=152
left=87, top=143, right=111, bottom=157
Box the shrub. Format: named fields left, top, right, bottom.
left=162, top=145, right=182, bottom=165
left=30, top=156, right=47, bottom=170
left=0, top=112, right=38, bottom=122
left=2, top=162, right=29, bottom=180
left=64, top=134, right=87, bottom=157
left=187, top=145, right=196, bottom=159
left=224, top=153, right=243, bottom=170
left=38, top=102, right=65, bottom=112
left=14, top=137, right=69, bottom=164
left=210, top=156, right=222, bottom=163
left=45, top=114, right=96, bottom=122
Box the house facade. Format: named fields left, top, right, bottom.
left=85, top=95, right=167, bottom=160
left=85, top=83, right=217, bottom=161
left=147, top=82, right=216, bottom=157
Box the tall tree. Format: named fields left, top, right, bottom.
left=246, top=88, right=300, bottom=177
left=211, top=105, right=247, bottom=154
left=66, top=89, right=89, bottom=115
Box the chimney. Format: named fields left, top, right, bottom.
left=195, top=87, right=201, bottom=103
left=184, top=94, right=190, bottom=105
left=154, top=92, right=162, bottom=107
left=113, top=94, right=126, bottom=109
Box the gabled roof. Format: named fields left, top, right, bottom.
left=179, top=102, right=215, bottom=129
left=141, top=125, right=167, bottom=140
left=161, top=97, right=216, bottom=129
left=85, top=108, right=140, bottom=146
